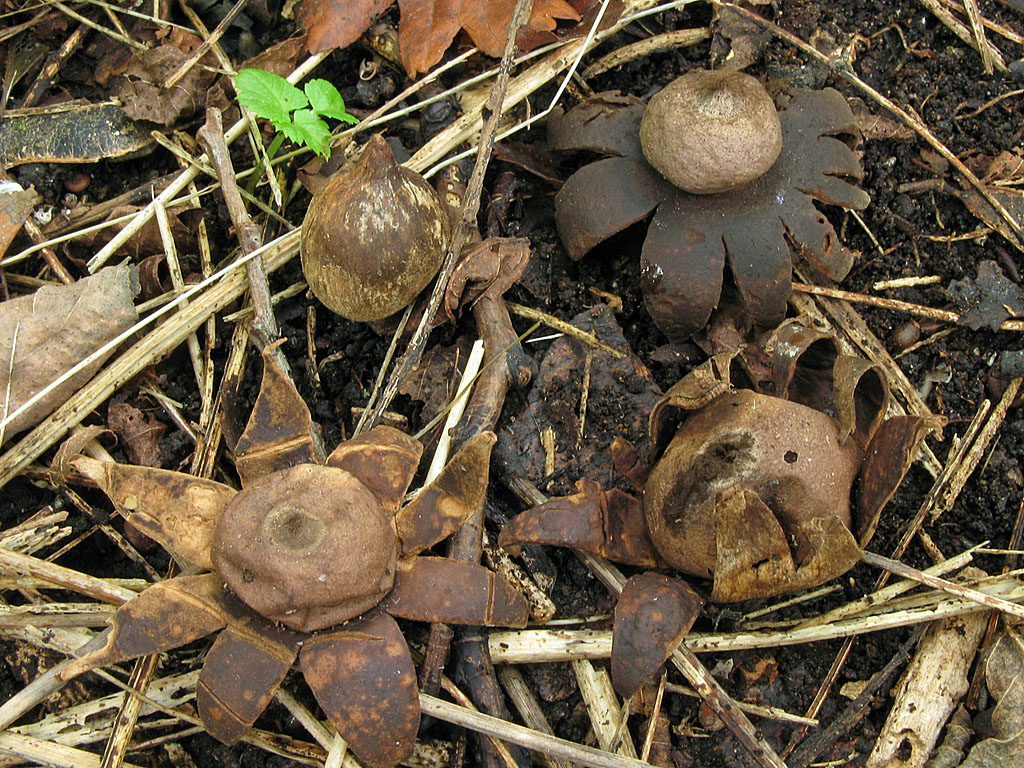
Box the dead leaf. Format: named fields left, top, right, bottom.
left=120, top=42, right=215, bottom=125
left=240, top=34, right=308, bottom=78
left=1, top=265, right=139, bottom=444
left=0, top=182, right=40, bottom=260
left=982, top=149, right=1024, bottom=185
left=849, top=98, right=915, bottom=141
left=107, top=395, right=166, bottom=467
left=960, top=626, right=1024, bottom=768
left=397, top=0, right=581, bottom=76
left=444, top=237, right=529, bottom=319
left=515, top=0, right=623, bottom=51
left=947, top=260, right=1024, bottom=330
left=300, top=0, right=394, bottom=54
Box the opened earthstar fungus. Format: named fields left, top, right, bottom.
left=55, top=345, right=528, bottom=768
left=549, top=71, right=870, bottom=341
left=300, top=134, right=451, bottom=322
left=501, top=320, right=929, bottom=698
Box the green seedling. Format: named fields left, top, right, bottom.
left=234, top=68, right=358, bottom=159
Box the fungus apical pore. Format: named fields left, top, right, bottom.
left=300, top=135, right=450, bottom=322
left=639, top=69, right=783, bottom=194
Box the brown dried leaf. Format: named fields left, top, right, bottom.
left=397, top=0, right=581, bottom=76
left=444, top=236, right=530, bottom=319
left=0, top=184, right=41, bottom=260
left=960, top=626, right=1024, bottom=767
left=299, top=0, right=394, bottom=54
left=107, top=394, right=166, bottom=467
left=120, top=41, right=215, bottom=125
left=849, top=98, right=915, bottom=141
left=1, top=265, right=139, bottom=444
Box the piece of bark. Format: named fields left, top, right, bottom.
left=866, top=567, right=989, bottom=768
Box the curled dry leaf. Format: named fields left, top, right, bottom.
left=960, top=626, right=1024, bottom=768
left=1, top=265, right=139, bottom=445
left=397, top=0, right=582, bottom=76
left=444, top=236, right=530, bottom=319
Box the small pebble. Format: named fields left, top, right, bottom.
left=892, top=320, right=921, bottom=351
left=65, top=173, right=90, bottom=193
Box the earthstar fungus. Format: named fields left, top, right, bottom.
left=56, top=346, right=528, bottom=768
left=501, top=320, right=929, bottom=698
left=639, top=68, right=782, bottom=194
left=301, top=134, right=451, bottom=322
left=550, top=72, right=870, bottom=341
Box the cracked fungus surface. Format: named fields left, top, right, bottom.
left=550, top=87, right=870, bottom=341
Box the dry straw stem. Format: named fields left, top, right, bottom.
left=0, top=731, right=144, bottom=768
left=582, top=26, right=710, bottom=79
left=662, top=682, right=818, bottom=725
left=0, top=548, right=137, bottom=605
left=497, top=666, right=573, bottom=768
left=797, top=546, right=980, bottom=629
left=419, top=693, right=654, bottom=768
left=865, top=581, right=988, bottom=768
left=0, top=672, right=198, bottom=767
left=892, top=378, right=1021, bottom=565
left=488, top=571, right=1024, bottom=663
left=508, top=303, right=626, bottom=359
left=0, top=602, right=113, bottom=628
left=918, top=0, right=1003, bottom=72
left=862, top=550, right=1024, bottom=620
left=573, top=659, right=638, bottom=757
left=793, top=282, right=1024, bottom=331
left=102, top=653, right=160, bottom=768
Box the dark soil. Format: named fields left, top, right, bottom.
left=2, top=0, right=1024, bottom=766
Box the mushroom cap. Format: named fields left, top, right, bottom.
left=643, top=389, right=862, bottom=577
left=300, top=134, right=450, bottom=322
left=639, top=69, right=783, bottom=195
left=211, top=464, right=398, bottom=632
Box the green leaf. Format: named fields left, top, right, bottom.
left=235, top=69, right=307, bottom=126
left=287, top=109, right=332, bottom=158
left=304, top=80, right=346, bottom=119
